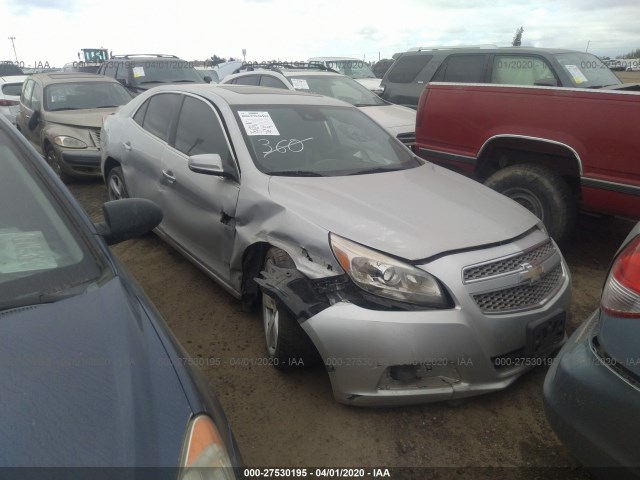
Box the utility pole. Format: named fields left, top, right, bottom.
left=586, top=40, right=591, bottom=52
left=8, top=36, right=18, bottom=62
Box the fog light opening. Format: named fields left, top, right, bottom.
left=378, top=362, right=461, bottom=390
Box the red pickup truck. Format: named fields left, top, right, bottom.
left=414, top=82, right=640, bottom=243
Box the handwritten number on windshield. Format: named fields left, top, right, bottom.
left=258, top=138, right=313, bottom=158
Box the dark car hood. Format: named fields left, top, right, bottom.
left=268, top=163, right=538, bottom=261
left=0, top=277, right=191, bottom=466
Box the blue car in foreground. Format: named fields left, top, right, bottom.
left=0, top=114, right=243, bottom=475
left=544, top=222, right=640, bottom=479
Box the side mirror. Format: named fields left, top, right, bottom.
left=203, top=75, right=212, bottom=83
left=28, top=110, right=40, bottom=130
left=94, top=198, right=163, bottom=245
left=188, top=153, right=237, bottom=181
left=534, top=78, right=558, bottom=87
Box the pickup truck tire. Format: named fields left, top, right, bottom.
left=262, top=247, right=320, bottom=369
left=484, top=164, right=575, bottom=244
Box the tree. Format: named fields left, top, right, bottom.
left=622, top=48, right=640, bottom=59
left=512, top=26, right=524, bottom=47
left=208, top=54, right=227, bottom=66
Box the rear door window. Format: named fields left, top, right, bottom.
left=141, top=93, right=182, bottom=142
left=259, top=75, right=287, bottom=89
left=234, top=75, right=259, bottom=86
left=386, top=55, right=433, bottom=83
left=432, top=54, right=489, bottom=83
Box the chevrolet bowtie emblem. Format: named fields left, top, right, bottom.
left=520, top=262, right=545, bottom=284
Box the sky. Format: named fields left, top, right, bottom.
left=2, top=0, right=639, bottom=68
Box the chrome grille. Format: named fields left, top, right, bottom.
left=89, top=129, right=101, bottom=149
left=396, top=132, right=416, bottom=146
left=463, top=241, right=555, bottom=283
left=472, top=264, right=563, bottom=313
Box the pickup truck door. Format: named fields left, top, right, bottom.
left=160, top=94, right=240, bottom=283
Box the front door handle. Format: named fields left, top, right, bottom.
left=162, top=169, right=176, bottom=184
left=123, top=141, right=132, bottom=151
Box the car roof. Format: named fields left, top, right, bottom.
left=400, top=46, right=583, bottom=56
left=30, top=72, right=118, bottom=84
left=144, top=84, right=348, bottom=107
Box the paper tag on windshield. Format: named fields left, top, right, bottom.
left=291, top=78, right=310, bottom=90
left=238, top=111, right=280, bottom=136
left=0, top=231, right=57, bottom=274
left=132, top=66, right=145, bottom=78
left=564, top=65, right=588, bottom=84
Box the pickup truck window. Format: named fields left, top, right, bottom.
left=553, top=52, right=621, bottom=88
left=432, top=54, right=488, bottom=83
left=491, top=56, right=556, bottom=86
left=387, top=55, right=432, bottom=83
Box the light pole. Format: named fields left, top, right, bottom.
left=8, top=36, right=18, bottom=62
left=586, top=40, right=591, bottom=52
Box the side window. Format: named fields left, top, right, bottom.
left=386, top=55, right=433, bottom=83
left=133, top=100, right=149, bottom=126
left=141, top=93, right=182, bottom=142
left=31, top=84, right=42, bottom=111
left=259, top=75, right=287, bottom=89
left=491, top=56, right=556, bottom=86
left=432, top=55, right=488, bottom=83
left=103, top=61, right=118, bottom=78
left=234, top=75, right=259, bottom=86
left=21, top=79, right=34, bottom=109
left=116, top=62, right=128, bottom=82
left=174, top=96, right=232, bottom=162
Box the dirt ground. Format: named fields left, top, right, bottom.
left=67, top=179, right=636, bottom=478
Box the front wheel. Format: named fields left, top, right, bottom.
left=484, top=164, right=576, bottom=244
left=262, top=247, right=319, bottom=369
left=44, top=144, right=72, bottom=184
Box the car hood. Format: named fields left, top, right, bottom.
left=43, top=108, right=120, bottom=129
left=268, top=163, right=538, bottom=261
left=0, top=277, right=191, bottom=466
left=355, top=78, right=383, bottom=91
left=358, top=104, right=416, bottom=136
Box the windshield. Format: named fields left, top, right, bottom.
left=554, top=53, right=621, bottom=88
left=233, top=105, right=420, bottom=177
left=0, top=129, right=108, bottom=310
left=314, top=60, right=376, bottom=79
left=289, top=75, right=385, bottom=106
left=44, top=82, right=132, bottom=111
left=129, top=61, right=204, bottom=86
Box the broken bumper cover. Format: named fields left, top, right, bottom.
left=301, top=289, right=570, bottom=406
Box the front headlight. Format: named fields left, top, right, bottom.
left=330, top=233, right=448, bottom=308
left=53, top=135, right=87, bottom=148
left=179, top=415, right=237, bottom=479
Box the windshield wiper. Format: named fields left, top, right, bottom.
left=269, top=170, right=326, bottom=177
left=48, top=107, right=81, bottom=111
left=94, top=105, right=120, bottom=108
left=138, top=80, right=167, bottom=85
left=347, top=166, right=404, bottom=175
left=0, top=283, right=91, bottom=312
left=172, top=79, right=197, bottom=83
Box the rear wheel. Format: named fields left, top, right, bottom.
left=106, top=166, right=129, bottom=201
left=484, top=163, right=576, bottom=244
left=262, top=247, right=319, bottom=369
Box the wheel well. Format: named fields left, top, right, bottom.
left=102, top=156, right=120, bottom=179
left=476, top=138, right=581, bottom=196
left=240, top=242, right=271, bottom=310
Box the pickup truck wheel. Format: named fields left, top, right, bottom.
left=484, top=164, right=575, bottom=244
left=262, top=247, right=319, bottom=369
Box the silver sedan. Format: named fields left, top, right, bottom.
left=101, top=84, right=571, bottom=406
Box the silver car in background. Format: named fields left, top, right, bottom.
left=101, top=84, right=571, bottom=406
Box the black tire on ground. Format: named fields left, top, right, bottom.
left=106, top=166, right=129, bottom=201
left=262, top=247, right=320, bottom=369
left=484, top=163, right=576, bottom=244
left=44, top=144, right=73, bottom=184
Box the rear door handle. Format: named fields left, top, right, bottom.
left=162, top=169, right=176, bottom=183
left=123, top=141, right=132, bottom=151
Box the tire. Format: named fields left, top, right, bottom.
left=106, top=166, right=129, bottom=201
left=484, top=164, right=576, bottom=244
left=261, top=247, right=319, bottom=369
left=44, top=144, right=73, bottom=184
